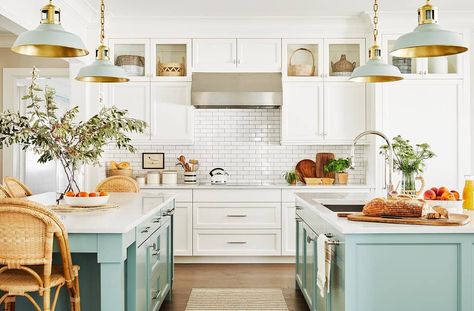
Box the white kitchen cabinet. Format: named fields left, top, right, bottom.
left=192, top=39, right=237, bottom=72
left=175, top=203, right=193, bottom=256
left=381, top=80, right=465, bottom=189
left=282, top=203, right=296, bottom=256
left=150, top=82, right=194, bottom=144
left=323, top=82, right=366, bottom=142
left=107, top=82, right=150, bottom=140
left=281, top=81, right=366, bottom=144
left=192, top=38, right=282, bottom=72
left=109, top=38, right=150, bottom=81
left=281, top=81, right=324, bottom=144
left=236, top=39, right=281, bottom=72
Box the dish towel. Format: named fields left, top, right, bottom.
left=316, top=234, right=332, bottom=298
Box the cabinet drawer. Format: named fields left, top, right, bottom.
left=194, top=202, right=281, bottom=229
left=141, top=189, right=192, bottom=202
left=193, top=189, right=280, bottom=202
left=193, top=229, right=281, bottom=256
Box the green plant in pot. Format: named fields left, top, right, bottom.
left=0, top=68, right=147, bottom=199
left=380, top=135, right=435, bottom=196
left=282, top=170, right=298, bottom=185
left=324, top=158, right=350, bottom=184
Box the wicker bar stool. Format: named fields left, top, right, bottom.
left=0, top=199, right=81, bottom=311
left=95, top=176, right=140, bottom=193
left=0, top=185, right=12, bottom=198
left=3, top=177, right=33, bottom=198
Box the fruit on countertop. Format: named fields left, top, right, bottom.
left=424, top=186, right=461, bottom=201
left=65, top=192, right=107, bottom=198
left=65, top=192, right=76, bottom=197
left=77, top=192, right=89, bottom=197
left=109, top=161, right=131, bottom=170
left=99, top=191, right=109, bottom=197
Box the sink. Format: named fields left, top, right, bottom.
left=323, top=204, right=364, bottom=213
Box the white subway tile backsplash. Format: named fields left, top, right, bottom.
left=102, top=109, right=367, bottom=184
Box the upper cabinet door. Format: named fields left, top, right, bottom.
left=281, top=81, right=324, bottom=144
left=324, top=38, right=366, bottom=81
left=109, top=38, right=150, bottom=81
left=150, top=82, right=194, bottom=144
left=236, top=39, right=282, bottom=72
left=192, top=39, right=237, bottom=72
left=323, top=82, right=366, bottom=142
left=151, top=39, right=192, bottom=81
left=107, top=82, right=150, bottom=140
left=282, top=39, right=324, bottom=81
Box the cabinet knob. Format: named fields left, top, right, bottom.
left=151, top=289, right=161, bottom=300
left=295, top=217, right=303, bottom=222
left=306, top=235, right=315, bottom=243
left=152, top=217, right=161, bottom=223
left=141, top=226, right=151, bottom=233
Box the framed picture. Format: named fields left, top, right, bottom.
left=142, top=153, right=165, bottom=169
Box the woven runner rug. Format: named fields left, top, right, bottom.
left=185, top=288, right=289, bottom=311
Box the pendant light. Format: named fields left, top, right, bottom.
left=75, top=0, right=129, bottom=83
left=350, top=0, right=403, bottom=83
left=391, top=0, right=468, bottom=58
left=11, top=1, right=88, bottom=58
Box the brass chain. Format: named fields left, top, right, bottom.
left=100, top=0, right=105, bottom=44
left=373, top=0, right=379, bottom=44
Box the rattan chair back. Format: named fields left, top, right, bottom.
left=0, top=184, right=12, bottom=198
left=3, top=177, right=33, bottom=198
left=95, top=176, right=140, bottom=193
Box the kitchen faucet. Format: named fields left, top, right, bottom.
left=350, top=130, right=395, bottom=197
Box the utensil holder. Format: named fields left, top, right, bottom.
left=184, top=171, right=197, bottom=184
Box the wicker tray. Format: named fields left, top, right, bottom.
left=50, top=203, right=119, bottom=212
left=157, top=56, right=185, bottom=76
left=108, top=169, right=133, bottom=177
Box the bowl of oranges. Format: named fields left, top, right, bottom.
left=423, top=186, right=463, bottom=214
left=63, top=191, right=110, bottom=207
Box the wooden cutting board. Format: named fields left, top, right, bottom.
left=315, top=153, right=335, bottom=178
left=295, top=159, right=316, bottom=184
left=347, top=213, right=471, bottom=226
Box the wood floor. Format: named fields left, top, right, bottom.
left=161, top=264, right=309, bottom=311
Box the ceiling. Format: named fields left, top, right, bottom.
left=84, top=0, right=474, bottom=17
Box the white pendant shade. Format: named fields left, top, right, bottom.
left=11, top=3, right=88, bottom=58
left=390, top=23, right=467, bottom=58
left=350, top=58, right=403, bottom=83
left=76, top=59, right=129, bottom=83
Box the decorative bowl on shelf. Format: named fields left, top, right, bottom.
left=321, top=178, right=335, bottom=185
left=425, top=199, right=463, bottom=214
left=63, top=195, right=110, bottom=207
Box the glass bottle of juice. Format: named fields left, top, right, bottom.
left=462, top=175, right=474, bottom=210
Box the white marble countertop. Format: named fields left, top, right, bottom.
left=296, top=192, right=474, bottom=234
left=28, top=192, right=175, bottom=234
left=140, top=182, right=374, bottom=190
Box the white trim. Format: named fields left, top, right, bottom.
left=175, top=256, right=295, bottom=264
left=2, top=68, right=69, bottom=180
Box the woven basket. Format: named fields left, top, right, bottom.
left=288, top=48, right=315, bottom=76
left=331, top=54, right=356, bottom=76
left=116, top=55, right=145, bottom=76
left=107, top=169, right=133, bottom=177
left=157, top=56, right=185, bottom=76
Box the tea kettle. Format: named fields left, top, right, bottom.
left=209, top=168, right=229, bottom=184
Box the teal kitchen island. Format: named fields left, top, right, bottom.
left=295, top=192, right=474, bottom=311
left=10, top=192, right=175, bottom=311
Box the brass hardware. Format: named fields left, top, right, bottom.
left=40, top=1, right=60, bottom=25
left=418, top=0, right=438, bottom=25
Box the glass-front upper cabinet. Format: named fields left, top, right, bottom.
left=282, top=38, right=365, bottom=81
left=109, top=39, right=150, bottom=81
left=151, top=39, right=192, bottom=81
left=382, top=34, right=462, bottom=79
left=324, top=38, right=366, bottom=81
left=282, top=39, right=324, bottom=81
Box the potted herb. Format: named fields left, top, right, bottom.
left=0, top=68, right=147, bottom=198
left=282, top=170, right=298, bottom=185
left=324, top=158, right=351, bottom=184
left=380, top=135, right=435, bottom=196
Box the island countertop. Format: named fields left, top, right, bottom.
left=28, top=192, right=175, bottom=234
left=296, top=192, right=474, bottom=234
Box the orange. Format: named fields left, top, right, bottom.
left=65, top=192, right=75, bottom=197
left=99, top=191, right=109, bottom=197
left=77, top=192, right=89, bottom=197
left=450, top=190, right=460, bottom=200
left=440, top=192, right=455, bottom=201
left=89, top=192, right=98, bottom=197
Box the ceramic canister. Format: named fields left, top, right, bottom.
left=184, top=172, right=197, bottom=184
left=162, top=170, right=178, bottom=185
left=146, top=172, right=160, bottom=184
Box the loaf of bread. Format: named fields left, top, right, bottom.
left=363, top=196, right=425, bottom=217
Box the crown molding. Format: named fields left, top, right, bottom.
left=0, top=34, right=16, bottom=48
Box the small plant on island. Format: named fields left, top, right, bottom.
left=282, top=170, right=298, bottom=185
left=0, top=68, right=147, bottom=198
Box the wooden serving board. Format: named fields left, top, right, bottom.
left=315, top=153, right=335, bottom=178
left=347, top=213, right=471, bottom=226
left=295, top=159, right=316, bottom=184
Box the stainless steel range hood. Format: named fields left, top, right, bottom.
left=191, top=73, right=282, bottom=109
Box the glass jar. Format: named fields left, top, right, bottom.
left=462, top=175, right=474, bottom=210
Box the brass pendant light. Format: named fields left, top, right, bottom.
left=76, top=0, right=129, bottom=83
left=11, top=0, right=89, bottom=57
left=350, top=0, right=403, bottom=83
left=391, top=0, right=468, bottom=58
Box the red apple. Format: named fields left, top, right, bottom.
left=423, top=189, right=436, bottom=200
left=430, top=187, right=438, bottom=194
